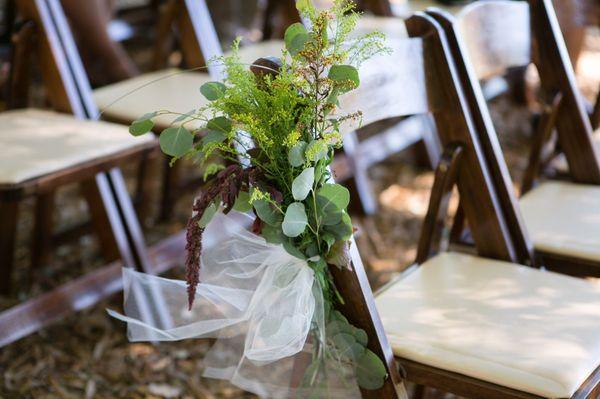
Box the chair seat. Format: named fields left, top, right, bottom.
left=0, top=109, right=155, bottom=186
left=93, top=40, right=285, bottom=131
left=554, top=129, right=600, bottom=173
left=520, top=180, right=600, bottom=262
left=376, top=252, right=600, bottom=398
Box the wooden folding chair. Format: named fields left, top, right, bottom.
left=424, top=0, right=600, bottom=278
left=0, top=0, right=182, bottom=348
left=330, top=12, right=600, bottom=399
left=92, top=0, right=285, bottom=220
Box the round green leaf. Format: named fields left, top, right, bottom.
left=129, top=112, right=157, bottom=136
left=355, top=349, right=387, bottom=390
left=201, top=130, right=226, bottom=145
left=292, top=167, right=314, bottom=201
left=200, top=81, right=226, bottom=101
left=233, top=191, right=252, bottom=213
left=288, top=141, right=307, bottom=167
left=326, top=212, right=353, bottom=241
left=284, top=23, right=309, bottom=56
left=328, top=65, right=360, bottom=92
left=253, top=199, right=282, bottom=226
left=317, top=184, right=350, bottom=209
left=206, top=116, right=232, bottom=133
left=282, top=202, right=308, bottom=237
left=159, top=126, right=194, bottom=157
left=305, top=140, right=328, bottom=162
left=262, top=224, right=284, bottom=244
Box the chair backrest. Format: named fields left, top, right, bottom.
left=321, top=12, right=536, bottom=398
left=16, top=0, right=92, bottom=118
left=456, top=1, right=531, bottom=80
left=424, top=0, right=600, bottom=264
left=441, top=0, right=600, bottom=184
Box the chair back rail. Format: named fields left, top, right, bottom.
left=424, top=0, right=600, bottom=266
left=440, top=0, right=600, bottom=184
left=426, top=8, right=535, bottom=265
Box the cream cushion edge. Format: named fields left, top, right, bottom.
left=0, top=109, right=154, bottom=185
left=520, top=180, right=600, bottom=262
left=93, top=40, right=285, bottom=131
left=375, top=252, right=600, bottom=398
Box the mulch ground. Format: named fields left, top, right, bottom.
left=1, top=25, right=598, bottom=399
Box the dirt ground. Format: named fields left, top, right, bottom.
left=1, top=24, right=598, bottom=399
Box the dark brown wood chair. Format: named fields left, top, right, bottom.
left=424, top=0, right=600, bottom=278
left=0, top=0, right=184, bottom=348
left=328, top=12, right=600, bottom=399
left=93, top=0, right=285, bottom=221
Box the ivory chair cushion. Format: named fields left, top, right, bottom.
left=520, top=180, right=600, bottom=262
left=376, top=252, right=600, bottom=398
left=0, top=109, right=154, bottom=186
left=554, top=129, right=600, bottom=173
left=93, top=40, right=285, bottom=131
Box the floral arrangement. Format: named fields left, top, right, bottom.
left=128, top=0, right=390, bottom=393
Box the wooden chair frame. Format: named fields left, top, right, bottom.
left=0, top=0, right=185, bottom=348
left=329, top=11, right=599, bottom=399
left=426, top=0, right=600, bottom=277
left=310, top=10, right=551, bottom=398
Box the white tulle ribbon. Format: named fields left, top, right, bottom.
left=108, top=211, right=364, bottom=397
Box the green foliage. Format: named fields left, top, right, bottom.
left=159, top=126, right=193, bottom=157
left=292, top=168, right=314, bottom=201
left=282, top=202, right=308, bottom=237
left=200, top=81, right=227, bottom=101
left=128, top=0, right=390, bottom=391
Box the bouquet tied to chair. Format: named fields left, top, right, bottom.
left=109, top=1, right=400, bottom=397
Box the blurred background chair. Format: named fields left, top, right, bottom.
left=427, top=0, right=600, bottom=278
left=0, top=0, right=161, bottom=347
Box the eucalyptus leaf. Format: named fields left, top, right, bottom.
left=159, top=126, right=194, bottom=157
left=198, top=202, right=217, bottom=228
left=355, top=349, right=387, bottom=390
left=129, top=112, right=157, bottom=136
left=316, top=184, right=350, bottom=209
left=305, top=140, right=328, bottom=162
left=282, top=202, right=308, bottom=237
left=328, top=65, right=360, bottom=92
left=262, top=224, right=284, bottom=244
left=288, top=141, right=307, bottom=167
left=233, top=191, right=252, bottom=213
left=201, top=130, right=226, bottom=145
left=200, top=81, right=227, bottom=101
left=253, top=199, right=282, bottom=226
left=332, top=333, right=365, bottom=361
left=283, top=240, right=306, bottom=260
left=322, top=232, right=336, bottom=251
left=326, top=212, right=353, bottom=241
left=206, top=116, right=232, bottom=133
left=292, top=168, right=314, bottom=201
left=284, top=23, right=309, bottom=56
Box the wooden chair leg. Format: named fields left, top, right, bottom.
left=412, top=384, right=427, bottom=399
left=416, top=144, right=463, bottom=264
left=0, top=197, right=19, bottom=295
left=80, top=177, right=121, bottom=263
left=134, top=151, right=155, bottom=226
left=31, top=190, right=55, bottom=270
left=159, top=156, right=182, bottom=222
